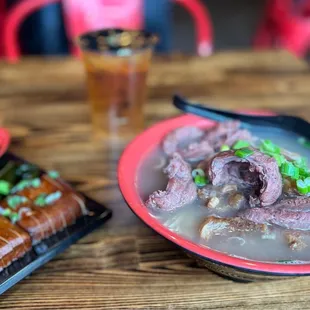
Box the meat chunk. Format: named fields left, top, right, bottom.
left=162, top=126, right=205, bottom=157
left=146, top=153, right=197, bottom=211
left=162, top=121, right=254, bottom=162
left=0, top=216, right=31, bottom=271
left=199, top=216, right=270, bottom=241
left=0, top=174, right=87, bottom=243
left=179, top=140, right=214, bottom=162
left=206, top=149, right=282, bottom=206
left=204, top=121, right=254, bottom=150
left=272, top=196, right=310, bottom=212
left=240, top=207, right=310, bottom=231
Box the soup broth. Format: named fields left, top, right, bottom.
left=137, top=126, right=310, bottom=263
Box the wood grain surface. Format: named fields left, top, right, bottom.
left=1, top=50, right=310, bottom=309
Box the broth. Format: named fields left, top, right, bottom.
left=137, top=126, right=310, bottom=263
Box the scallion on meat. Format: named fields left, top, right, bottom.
left=281, top=162, right=299, bottom=179
left=232, top=140, right=250, bottom=150
left=220, top=145, right=230, bottom=151
left=194, top=175, right=208, bottom=187
left=235, top=148, right=254, bottom=158
left=260, top=139, right=281, bottom=154
left=296, top=179, right=308, bottom=195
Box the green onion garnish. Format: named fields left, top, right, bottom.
left=299, top=167, right=310, bottom=178
left=235, top=148, right=254, bottom=158
left=220, top=145, right=230, bottom=152
left=0, top=180, right=11, bottom=195
left=263, top=151, right=286, bottom=167
left=45, top=191, right=62, bottom=205
left=191, top=168, right=205, bottom=178
left=11, top=178, right=41, bottom=193
left=232, top=140, right=250, bottom=150
left=281, top=162, right=299, bottom=179
left=34, top=193, right=47, bottom=207
left=296, top=179, right=308, bottom=195
left=260, top=139, right=281, bottom=154
left=0, top=208, right=11, bottom=217
left=298, top=137, right=310, bottom=149
left=194, top=175, right=207, bottom=187
left=294, top=157, right=308, bottom=169
left=304, top=177, right=310, bottom=192
left=9, top=212, right=20, bottom=224
left=6, top=195, right=28, bottom=209
left=48, top=170, right=60, bottom=179
left=273, top=154, right=286, bottom=167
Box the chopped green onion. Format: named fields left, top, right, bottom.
left=294, top=157, right=308, bottom=169
left=304, top=177, right=310, bottom=192
left=235, top=148, right=254, bottom=158
left=220, top=145, right=230, bottom=152
left=260, top=139, right=281, bottom=154
left=296, top=179, right=308, bottom=195
left=281, top=162, right=299, bottom=179
left=194, top=175, right=207, bottom=187
left=191, top=169, right=205, bottom=178
left=273, top=154, right=286, bottom=167
left=299, top=167, right=310, bottom=178
left=34, top=194, right=47, bottom=207
left=263, top=151, right=286, bottom=167
left=9, top=212, right=20, bottom=224
left=0, top=180, right=11, bottom=195
left=0, top=208, right=11, bottom=217
left=6, top=195, right=28, bottom=209
left=45, top=191, right=62, bottom=205
left=298, top=137, right=310, bottom=149
left=11, top=178, right=41, bottom=193
left=232, top=140, right=250, bottom=150
left=48, top=170, right=60, bottom=179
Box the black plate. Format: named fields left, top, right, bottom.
left=0, top=152, right=112, bottom=295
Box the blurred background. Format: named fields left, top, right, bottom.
left=2, top=0, right=310, bottom=60
left=0, top=0, right=267, bottom=57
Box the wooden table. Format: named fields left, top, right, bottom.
left=1, top=50, right=310, bottom=309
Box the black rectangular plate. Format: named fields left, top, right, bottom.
left=0, top=152, right=112, bottom=295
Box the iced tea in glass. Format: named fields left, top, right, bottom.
left=77, top=29, right=157, bottom=137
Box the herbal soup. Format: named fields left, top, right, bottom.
left=137, top=121, right=310, bottom=264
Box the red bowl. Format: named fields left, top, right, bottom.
left=118, top=114, right=310, bottom=281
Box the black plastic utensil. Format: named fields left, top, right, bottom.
left=173, top=94, right=310, bottom=139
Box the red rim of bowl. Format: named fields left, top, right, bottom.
left=118, top=113, right=310, bottom=274
left=0, top=128, right=10, bottom=157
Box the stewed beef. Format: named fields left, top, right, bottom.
left=272, top=196, right=310, bottom=212
left=206, top=149, right=282, bottom=206
left=240, top=207, right=310, bottom=230
left=162, top=126, right=206, bottom=156
left=199, top=216, right=270, bottom=241
left=204, top=121, right=254, bottom=150
left=162, top=121, right=254, bottom=162
left=146, top=153, right=197, bottom=211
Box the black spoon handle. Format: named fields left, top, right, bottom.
left=173, top=94, right=310, bottom=138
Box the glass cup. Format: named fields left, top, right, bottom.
left=77, top=29, right=158, bottom=138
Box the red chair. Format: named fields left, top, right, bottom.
left=4, top=0, right=213, bottom=63
left=0, top=0, right=6, bottom=58
left=254, top=0, right=310, bottom=58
